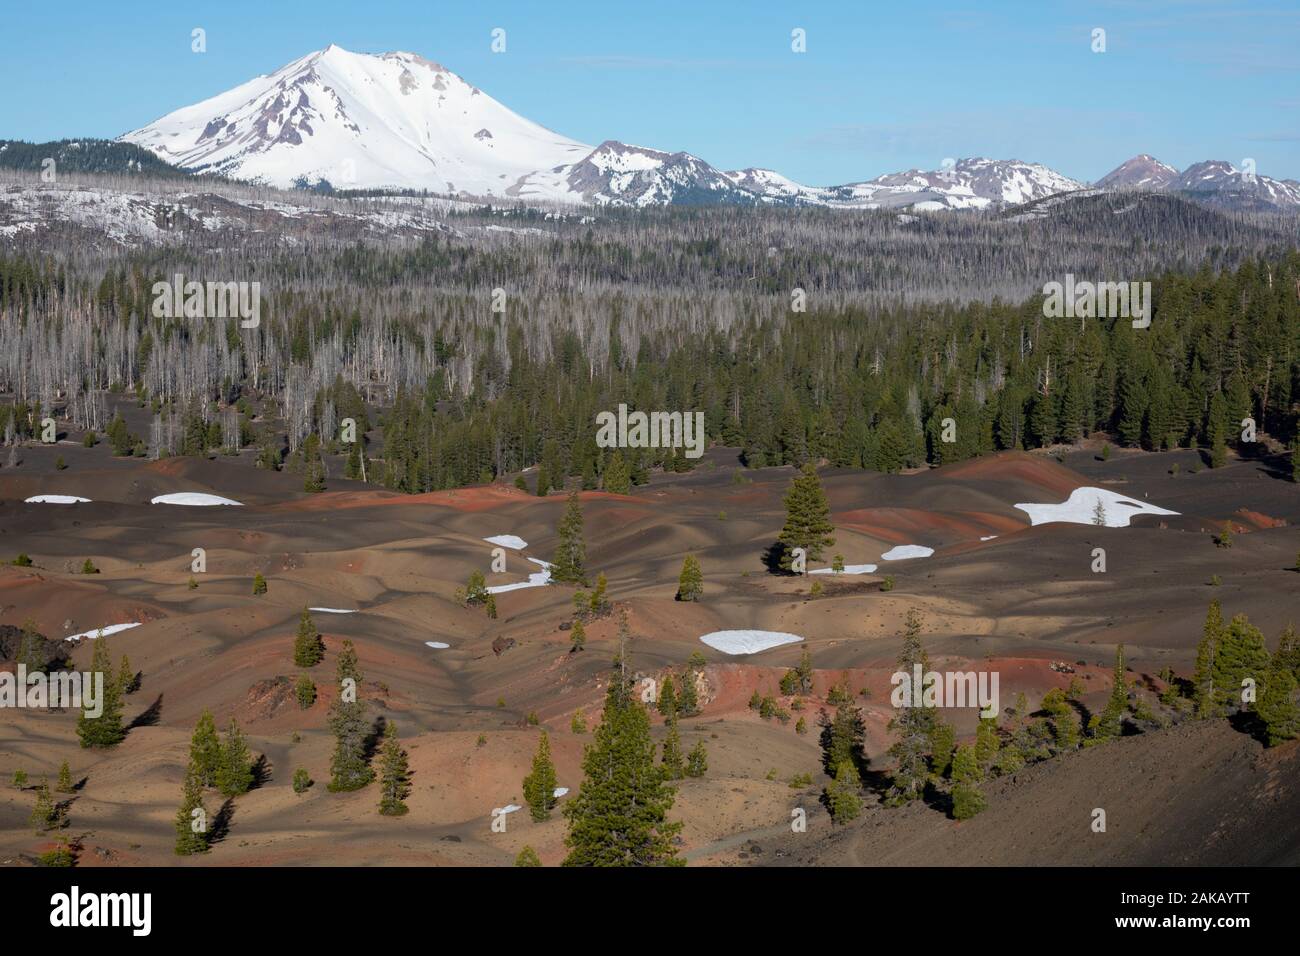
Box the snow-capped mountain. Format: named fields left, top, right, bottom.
left=1094, top=154, right=1179, bottom=191
left=121, top=45, right=592, bottom=197
left=810, top=158, right=1086, bottom=210
left=117, top=46, right=1298, bottom=214
left=119, top=45, right=1090, bottom=209
left=1096, top=155, right=1300, bottom=211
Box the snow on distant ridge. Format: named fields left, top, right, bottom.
left=65, top=622, right=142, bottom=642
left=1015, top=487, right=1178, bottom=528
left=484, top=535, right=527, bottom=550
left=809, top=564, right=877, bottom=575
left=881, top=545, right=934, bottom=561
left=150, top=492, right=243, bottom=506
left=25, top=495, right=92, bottom=503
left=310, top=607, right=358, bottom=614
left=486, top=557, right=552, bottom=593
left=700, top=630, right=802, bottom=655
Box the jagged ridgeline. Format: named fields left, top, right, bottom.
left=0, top=193, right=1297, bottom=491
left=0, top=139, right=197, bottom=179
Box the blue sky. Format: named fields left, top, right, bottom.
left=2, top=0, right=1297, bottom=184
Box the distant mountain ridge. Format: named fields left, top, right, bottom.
left=66, top=44, right=1295, bottom=214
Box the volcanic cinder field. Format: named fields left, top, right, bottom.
left=3, top=435, right=1299, bottom=866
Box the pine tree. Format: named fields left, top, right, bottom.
left=796, top=646, right=814, bottom=694
left=551, top=491, right=587, bottom=584
left=676, top=554, right=703, bottom=602
left=252, top=573, right=267, bottom=595
left=678, top=663, right=700, bottom=717
left=661, top=715, right=685, bottom=779
left=515, top=845, right=542, bottom=867
left=1092, top=645, right=1129, bottom=741
left=928, top=721, right=955, bottom=777
left=522, top=731, right=558, bottom=821
left=173, top=765, right=208, bottom=856
left=117, top=654, right=134, bottom=695
left=886, top=609, right=935, bottom=803
left=1043, top=688, right=1080, bottom=749
left=777, top=463, right=836, bottom=571
left=569, top=618, right=586, bottom=653
left=189, top=710, right=222, bottom=788
left=950, top=744, right=986, bottom=820
left=685, top=740, right=708, bottom=777
left=76, top=635, right=125, bottom=749
left=589, top=572, right=610, bottom=615
left=1276, top=624, right=1300, bottom=680
left=657, top=673, right=678, bottom=718
left=295, top=674, right=317, bottom=708
left=974, top=714, right=1000, bottom=768
left=825, top=759, right=862, bottom=824
left=1194, top=600, right=1224, bottom=717
left=56, top=761, right=73, bottom=794
left=562, top=659, right=683, bottom=866
left=1257, top=663, right=1299, bottom=747
left=1212, top=613, right=1270, bottom=714
left=336, top=639, right=361, bottom=685
left=377, top=722, right=410, bottom=815
left=603, top=450, right=631, bottom=494
left=29, top=778, right=58, bottom=832
left=293, top=608, right=324, bottom=666
left=822, top=700, right=866, bottom=782
left=215, top=718, right=254, bottom=797
left=327, top=697, right=373, bottom=792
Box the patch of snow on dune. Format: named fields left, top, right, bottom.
left=493, top=804, right=522, bottom=815
left=980, top=535, right=998, bottom=541
left=700, top=630, right=802, bottom=655
left=425, top=641, right=450, bottom=649
left=881, top=545, right=934, bottom=561
left=25, top=495, right=92, bottom=503
left=487, top=557, right=552, bottom=593
left=1014, top=487, right=1178, bottom=528
left=484, top=534, right=527, bottom=550
left=65, top=622, right=142, bottom=642
left=151, top=492, right=243, bottom=506
left=310, top=607, right=358, bottom=614
left=553, top=787, right=569, bottom=798
left=809, top=564, right=877, bottom=575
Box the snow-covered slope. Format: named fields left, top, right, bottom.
left=1095, top=155, right=1300, bottom=212
left=121, top=45, right=592, bottom=197
left=119, top=46, right=1091, bottom=209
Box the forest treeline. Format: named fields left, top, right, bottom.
left=0, top=200, right=1298, bottom=491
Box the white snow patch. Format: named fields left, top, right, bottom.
left=483, top=534, right=527, bottom=550
left=65, top=622, right=142, bottom=642
left=1014, top=487, right=1178, bottom=528
left=699, top=629, right=802, bottom=655
left=424, top=641, right=450, bottom=649
left=809, top=564, right=877, bottom=575
left=980, top=535, right=998, bottom=541
left=881, top=545, right=935, bottom=561
left=309, top=607, right=358, bottom=614
left=150, top=492, right=243, bottom=506
left=486, top=557, right=552, bottom=593
left=553, top=787, right=569, bottom=798
left=25, top=495, right=92, bottom=503
left=493, top=804, right=522, bottom=815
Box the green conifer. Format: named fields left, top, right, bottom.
left=377, top=722, right=410, bottom=815
left=676, top=554, right=703, bottom=602
left=522, top=731, right=559, bottom=821
left=551, top=492, right=587, bottom=584
left=777, top=463, right=835, bottom=571
left=562, top=658, right=683, bottom=866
